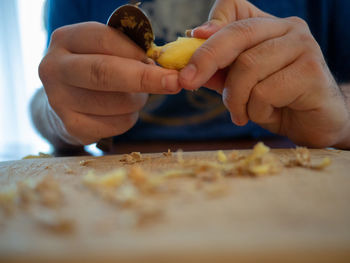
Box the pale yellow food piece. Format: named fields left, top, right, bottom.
left=162, top=169, right=195, bottom=179
left=250, top=142, right=270, bottom=159
left=311, top=157, right=332, bottom=170
left=249, top=163, right=271, bottom=175
left=217, top=150, right=227, bottom=163
left=0, top=188, right=17, bottom=204
left=22, top=152, right=52, bottom=159
left=83, top=168, right=127, bottom=188
left=147, top=37, right=206, bottom=70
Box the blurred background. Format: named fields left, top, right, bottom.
left=0, top=0, right=49, bottom=161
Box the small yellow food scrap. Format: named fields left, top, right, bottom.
left=162, top=149, right=172, bottom=157
left=250, top=142, right=270, bottom=160
left=248, top=163, right=271, bottom=175
left=115, top=184, right=139, bottom=206
left=162, top=169, right=195, bottom=179
left=22, top=152, right=52, bottom=159
left=35, top=176, right=63, bottom=208
left=0, top=187, right=17, bottom=214
left=99, top=169, right=127, bottom=187
left=176, top=149, right=184, bottom=164
left=17, top=181, right=36, bottom=208
left=228, top=150, right=242, bottom=162
left=79, top=159, right=94, bottom=166
left=286, top=147, right=331, bottom=170
left=217, top=150, right=227, bottom=163
left=120, top=152, right=143, bottom=164
left=147, top=37, right=206, bottom=70
left=83, top=168, right=127, bottom=188
left=311, top=157, right=332, bottom=170
left=131, top=152, right=142, bottom=160
left=294, top=147, right=311, bottom=167
left=33, top=210, right=75, bottom=234
left=141, top=176, right=164, bottom=193
left=240, top=142, right=282, bottom=176
left=128, top=165, right=147, bottom=185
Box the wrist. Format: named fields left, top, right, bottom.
left=333, top=84, right=350, bottom=149
left=30, top=88, right=84, bottom=149
left=332, top=112, right=350, bottom=150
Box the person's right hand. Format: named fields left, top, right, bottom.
left=39, top=22, right=181, bottom=145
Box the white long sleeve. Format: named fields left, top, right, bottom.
left=30, top=88, right=83, bottom=149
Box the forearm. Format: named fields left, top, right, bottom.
left=30, top=88, right=83, bottom=150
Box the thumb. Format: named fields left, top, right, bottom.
left=191, top=0, right=271, bottom=39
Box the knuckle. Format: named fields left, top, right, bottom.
left=139, top=67, right=153, bottom=93
left=297, top=32, right=320, bottom=53
left=38, top=56, right=52, bottom=84
left=90, top=58, right=110, bottom=90
left=297, top=31, right=315, bottom=46
left=95, top=29, right=112, bottom=54
left=302, top=55, right=325, bottom=76
left=50, top=26, right=69, bottom=44
left=195, top=44, right=217, bottom=64
left=236, top=51, right=258, bottom=71
left=287, top=16, right=308, bottom=27
left=298, top=31, right=318, bottom=51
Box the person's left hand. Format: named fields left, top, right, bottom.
left=179, top=0, right=350, bottom=148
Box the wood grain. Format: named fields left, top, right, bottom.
left=0, top=148, right=349, bottom=262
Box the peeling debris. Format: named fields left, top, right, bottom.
left=22, top=152, right=52, bottom=159
left=33, top=210, right=75, bottom=234
left=1, top=142, right=333, bottom=232
left=162, top=149, right=172, bottom=157
left=79, top=159, right=94, bottom=166
left=35, top=176, right=63, bottom=208
left=120, top=152, right=144, bottom=164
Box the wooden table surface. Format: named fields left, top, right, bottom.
left=0, top=147, right=349, bottom=262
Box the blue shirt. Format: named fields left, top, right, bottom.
left=46, top=0, right=350, bottom=142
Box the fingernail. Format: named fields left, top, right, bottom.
left=185, top=29, right=193, bottom=37
left=195, top=22, right=211, bottom=30
left=162, top=74, right=179, bottom=92
left=180, top=64, right=197, bottom=82
left=143, top=57, right=155, bottom=65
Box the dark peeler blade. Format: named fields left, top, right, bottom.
left=107, top=3, right=154, bottom=51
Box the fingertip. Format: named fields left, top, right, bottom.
left=230, top=113, right=248, bottom=126
left=143, top=57, right=156, bottom=65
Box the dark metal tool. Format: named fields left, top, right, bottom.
left=96, top=3, right=154, bottom=152
left=107, top=2, right=154, bottom=51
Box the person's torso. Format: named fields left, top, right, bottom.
left=49, top=0, right=344, bottom=142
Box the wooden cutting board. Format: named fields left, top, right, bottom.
left=0, top=148, right=349, bottom=263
